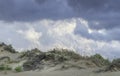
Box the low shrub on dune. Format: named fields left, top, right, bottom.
left=14, top=66, right=23, bottom=72
left=105, top=58, right=120, bottom=72
left=90, top=54, right=110, bottom=67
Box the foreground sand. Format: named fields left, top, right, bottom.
left=0, top=68, right=120, bottom=76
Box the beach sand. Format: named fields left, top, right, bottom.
left=0, top=68, right=120, bottom=76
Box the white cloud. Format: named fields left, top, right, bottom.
left=98, top=29, right=107, bottom=35
left=48, top=19, right=76, bottom=36
left=17, top=27, right=42, bottom=48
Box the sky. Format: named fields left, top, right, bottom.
left=0, top=0, right=120, bottom=59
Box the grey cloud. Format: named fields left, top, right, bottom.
left=35, top=0, right=47, bottom=4
left=72, top=18, right=120, bottom=41
left=88, top=19, right=120, bottom=30
left=68, top=0, right=120, bottom=15
left=68, top=0, right=120, bottom=30
left=68, top=0, right=107, bottom=12
left=74, top=23, right=120, bottom=41
left=66, top=0, right=120, bottom=41
left=0, top=0, right=74, bottom=21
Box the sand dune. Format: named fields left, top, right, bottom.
left=0, top=44, right=120, bottom=76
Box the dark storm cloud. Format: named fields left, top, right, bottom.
left=66, top=0, right=120, bottom=41
left=68, top=0, right=120, bottom=15
left=88, top=19, right=120, bottom=30
left=68, top=0, right=120, bottom=30
left=68, top=0, right=107, bottom=12
left=35, top=0, right=47, bottom=4
left=0, top=0, right=74, bottom=21
left=0, top=0, right=120, bottom=24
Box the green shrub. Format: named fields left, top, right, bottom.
left=112, top=58, right=120, bottom=63
left=0, top=65, right=5, bottom=71
left=90, top=54, right=110, bottom=66
left=14, top=66, right=22, bottom=72
left=0, top=64, right=12, bottom=71
left=0, top=42, right=5, bottom=46
left=4, top=44, right=17, bottom=53
left=6, top=65, right=12, bottom=70
left=47, top=48, right=81, bottom=61
left=105, top=58, right=120, bottom=72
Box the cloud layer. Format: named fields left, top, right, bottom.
left=0, top=0, right=120, bottom=41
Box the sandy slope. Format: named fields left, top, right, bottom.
left=0, top=68, right=120, bottom=76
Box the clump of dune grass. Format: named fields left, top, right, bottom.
left=0, top=64, right=12, bottom=71
left=90, top=54, right=110, bottom=67
left=105, top=58, right=120, bottom=72
left=46, top=48, right=82, bottom=61
left=14, top=66, right=23, bottom=72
